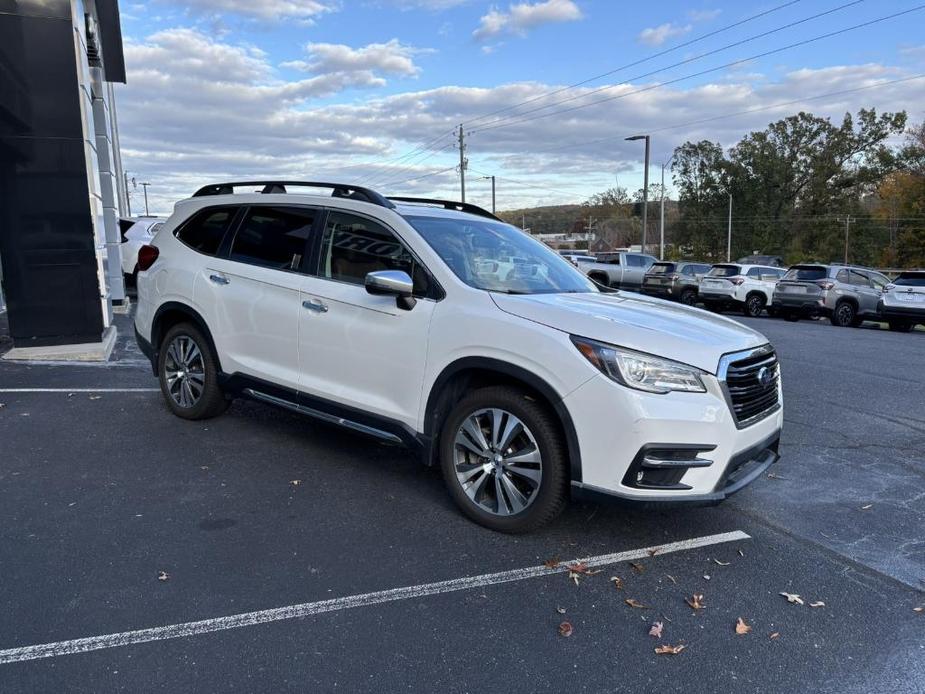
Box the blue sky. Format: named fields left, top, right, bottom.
left=115, top=1, right=925, bottom=214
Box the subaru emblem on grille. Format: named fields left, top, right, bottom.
left=757, top=366, right=772, bottom=387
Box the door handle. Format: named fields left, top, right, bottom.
left=209, top=274, right=230, bottom=285
left=302, top=299, right=328, bottom=313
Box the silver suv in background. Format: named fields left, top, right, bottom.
left=641, top=261, right=711, bottom=305
left=772, top=264, right=891, bottom=327
left=575, top=252, right=657, bottom=291
left=879, top=270, right=925, bottom=332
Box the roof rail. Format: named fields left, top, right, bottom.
left=388, top=197, right=502, bottom=221
left=191, top=181, right=395, bottom=209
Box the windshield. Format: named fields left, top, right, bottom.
left=783, top=266, right=827, bottom=281
left=708, top=265, right=741, bottom=277
left=648, top=262, right=675, bottom=274
left=895, top=273, right=925, bottom=287
left=406, top=215, right=597, bottom=294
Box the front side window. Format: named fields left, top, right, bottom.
left=848, top=270, right=870, bottom=287
left=176, top=207, right=237, bottom=255
left=625, top=255, right=648, bottom=268
left=869, top=272, right=890, bottom=289
left=320, top=212, right=431, bottom=296
left=406, top=215, right=596, bottom=295
left=229, top=206, right=316, bottom=271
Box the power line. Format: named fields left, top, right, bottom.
left=377, top=165, right=458, bottom=189
left=462, top=0, right=804, bottom=128
left=362, top=139, right=456, bottom=187
left=524, top=73, right=925, bottom=157
left=469, top=0, right=863, bottom=133
left=469, top=168, right=586, bottom=201
left=469, top=5, right=925, bottom=136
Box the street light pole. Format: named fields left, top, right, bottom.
left=626, top=135, right=650, bottom=253
left=726, top=192, right=733, bottom=262
left=844, top=215, right=852, bottom=264
left=141, top=182, right=150, bottom=216
left=659, top=161, right=666, bottom=260
left=490, top=175, right=496, bottom=214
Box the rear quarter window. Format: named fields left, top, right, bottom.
left=175, top=207, right=238, bottom=255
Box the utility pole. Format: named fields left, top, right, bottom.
left=659, top=162, right=666, bottom=260
left=124, top=172, right=132, bottom=216
left=726, top=192, right=733, bottom=262
left=457, top=124, right=467, bottom=203
left=625, top=135, right=650, bottom=253
left=522, top=213, right=526, bottom=230
left=490, top=175, right=495, bottom=214
left=141, top=182, right=150, bottom=216
left=843, top=215, right=852, bottom=264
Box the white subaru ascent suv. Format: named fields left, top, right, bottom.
left=134, top=181, right=783, bottom=532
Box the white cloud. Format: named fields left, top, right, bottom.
left=473, top=0, right=583, bottom=42
left=687, top=8, right=721, bottom=22
left=637, top=22, right=692, bottom=47
left=281, top=40, right=426, bottom=77
left=161, top=0, right=339, bottom=22
left=116, top=28, right=923, bottom=213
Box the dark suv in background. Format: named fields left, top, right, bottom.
left=641, top=261, right=711, bottom=305
left=772, top=264, right=891, bottom=326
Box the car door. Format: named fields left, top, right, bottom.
left=297, top=209, right=437, bottom=429
left=622, top=254, right=647, bottom=290
left=196, top=205, right=317, bottom=391
left=848, top=270, right=879, bottom=316
left=862, top=271, right=891, bottom=316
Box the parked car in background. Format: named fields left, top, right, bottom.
left=772, top=264, right=891, bottom=327
left=641, top=261, right=712, bottom=305
left=133, top=180, right=782, bottom=532
left=699, top=263, right=786, bottom=317
left=737, top=254, right=784, bottom=267
left=121, top=216, right=164, bottom=283
left=878, top=270, right=925, bottom=332
left=575, top=251, right=657, bottom=291
left=559, top=251, right=596, bottom=267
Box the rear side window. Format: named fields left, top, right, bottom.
left=230, top=206, right=316, bottom=271
left=746, top=267, right=762, bottom=277
left=848, top=270, right=870, bottom=287
left=176, top=207, right=237, bottom=255
left=895, top=273, right=925, bottom=287
left=784, top=266, right=827, bottom=281
left=319, top=211, right=431, bottom=296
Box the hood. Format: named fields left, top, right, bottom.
left=491, top=291, right=768, bottom=374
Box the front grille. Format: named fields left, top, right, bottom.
left=720, top=347, right=780, bottom=427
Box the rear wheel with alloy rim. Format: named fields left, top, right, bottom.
left=158, top=323, right=229, bottom=420
left=679, top=288, right=697, bottom=306
left=744, top=293, right=766, bottom=317
left=439, top=386, right=567, bottom=533
left=830, top=301, right=857, bottom=327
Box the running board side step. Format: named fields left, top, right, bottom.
left=244, top=388, right=404, bottom=444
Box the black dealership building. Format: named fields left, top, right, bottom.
left=1, top=0, right=128, bottom=354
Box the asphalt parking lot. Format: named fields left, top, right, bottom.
left=0, top=309, right=923, bottom=693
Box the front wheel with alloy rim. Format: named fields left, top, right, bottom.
left=679, top=288, right=698, bottom=306
left=743, top=293, right=766, bottom=317
left=439, top=386, right=567, bottom=533
left=157, top=322, right=230, bottom=420
left=830, top=301, right=857, bottom=327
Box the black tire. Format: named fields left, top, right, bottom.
left=783, top=311, right=799, bottom=322
left=438, top=386, right=568, bottom=533
left=888, top=319, right=914, bottom=333
left=830, top=301, right=857, bottom=327
left=679, top=288, right=698, bottom=306
left=743, top=293, right=766, bottom=318
left=157, top=322, right=229, bottom=420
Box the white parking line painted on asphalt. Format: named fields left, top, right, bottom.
left=0, top=530, right=749, bottom=664
left=0, top=388, right=159, bottom=393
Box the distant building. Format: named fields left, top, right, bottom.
left=534, top=231, right=592, bottom=250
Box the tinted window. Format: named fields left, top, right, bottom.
left=229, top=206, right=315, bottom=271
left=625, top=254, right=649, bottom=268
left=320, top=212, right=431, bottom=296
left=176, top=207, right=236, bottom=255
left=783, top=266, right=827, bottom=281
left=746, top=267, right=762, bottom=277
left=895, top=273, right=925, bottom=287
left=597, top=253, right=620, bottom=265
left=693, top=264, right=711, bottom=275
left=708, top=265, right=741, bottom=277
left=648, top=262, right=675, bottom=274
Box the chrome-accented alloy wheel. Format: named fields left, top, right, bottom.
left=164, top=335, right=205, bottom=408
left=453, top=408, right=542, bottom=516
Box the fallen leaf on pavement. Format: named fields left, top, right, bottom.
left=666, top=574, right=677, bottom=584
left=567, top=561, right=601, bottom=576
left=157, top=571, right=169, bottom=582
left=544, top=558, right=560, bottom=569
left=860, top=504, right=873, bottom=510
left=648, top=548, right=659, bottom=556
left=735, top=617, right=752, bottom=635
left=556, top=607, right=566, bottom=614
left=649, top=622, right=664, bottom=638
left=712, top=558, right=730, bottom=566
left=630, top=562, right=645, bottom=574
left=703, top=575, right=711, bottom=581
left=770, top=632, right=780, bottom=640
left=89, top=395, right=102, bottom=400
left=767, top=472, right=787, bottom=480
left=0, top=403, right=5, bottom=409
left=685, top=594, right=705, bottom=610
left=625, top=598, right=648, bottom=609
left=558, top=621, right=573, bottom=637
left=780, top=592, right=804, bottom=605
left=913, top=606, right=923, bottom=614
left=809, top=601, right=825, bottom=608
left=738, top=549, right=745, bottom=557
left=655, top=644, right=685, bottom=655
left=609, top=576, right=624, bottom=590
left=290, top=480, right=302, bottom=486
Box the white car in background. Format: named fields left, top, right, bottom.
left=699, top=263, right=787, bottom=317
left=120, top=217, right=164, bottom=282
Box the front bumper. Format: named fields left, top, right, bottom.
left=563, top=372, right=782, bottom=504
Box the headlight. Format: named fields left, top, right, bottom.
left=571, top=336, right=706, bottom=394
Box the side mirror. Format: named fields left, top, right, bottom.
left=365, top=270, right=416, bottom=310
